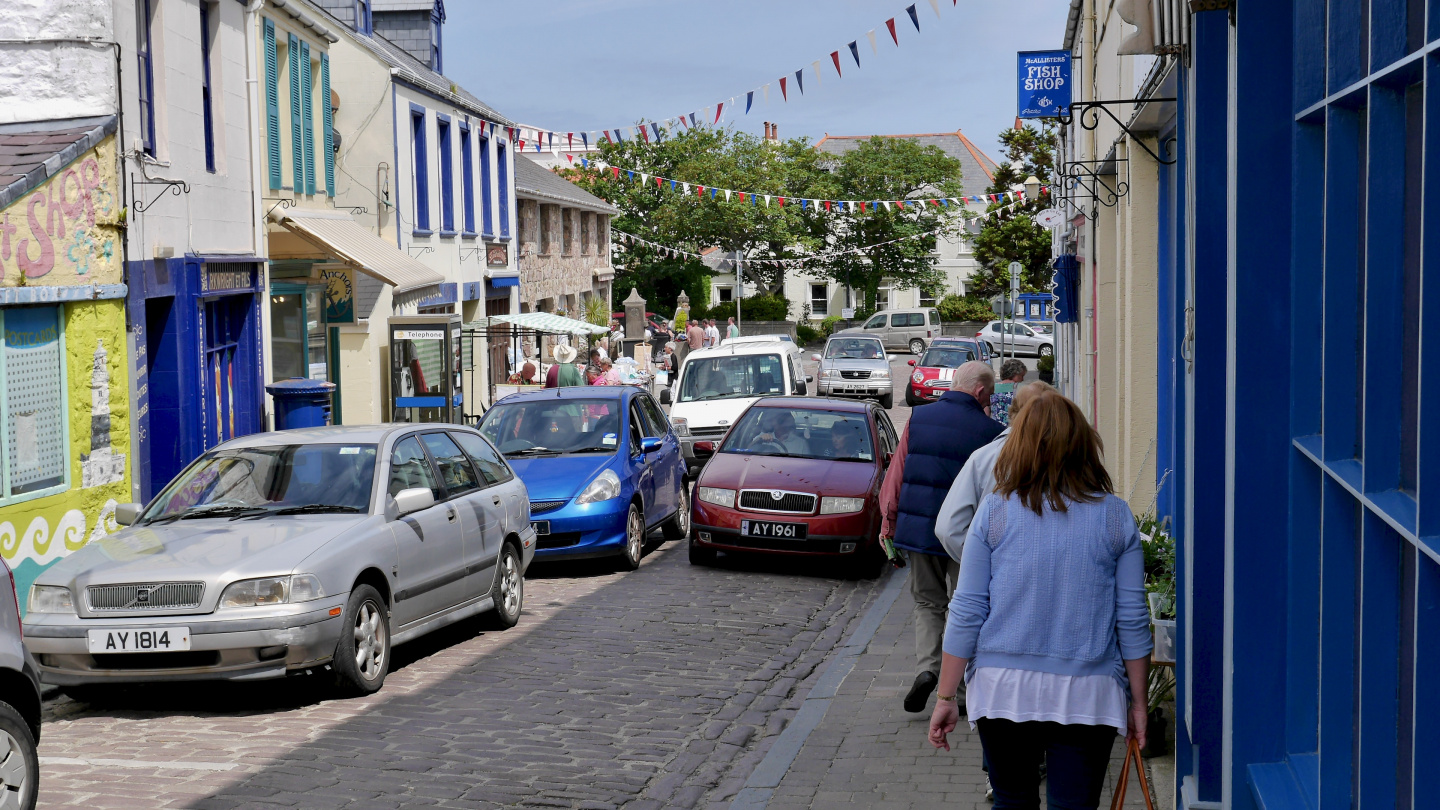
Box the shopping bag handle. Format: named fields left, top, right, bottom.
left=1108, top=735, right=1155, bottom=810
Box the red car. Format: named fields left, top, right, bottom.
left=687, top=397, right=897, bottom=577
left=904, top=344, right=979, bottom=406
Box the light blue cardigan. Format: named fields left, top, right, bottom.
left=943, top=492, right=1153, bottom=684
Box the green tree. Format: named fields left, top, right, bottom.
left=805, top=137, right=964, bottom=313
left=968, top=123, right=1057, bottom=299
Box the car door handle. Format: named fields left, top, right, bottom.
left=492, top=496, right=502, bottom=506
left=446, top=505, right=457, bottom=522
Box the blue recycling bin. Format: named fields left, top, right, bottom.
left=265, top=377, right=336, bottom=430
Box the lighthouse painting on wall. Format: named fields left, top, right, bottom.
left=80, top=339, right=126, bottom=488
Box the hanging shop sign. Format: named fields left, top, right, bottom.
left=1017, top=50, right=1073, bottom=119
left=486, top=243, right=509, bottom=268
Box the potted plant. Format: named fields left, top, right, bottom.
left=1139, top=513, right=1177, bottom=664
left=1142, top=665, right=1175, bottom=758
left=1036, top=353, right=1055, bottom=383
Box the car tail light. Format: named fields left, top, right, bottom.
left=927, top=330, right=932, bottom=338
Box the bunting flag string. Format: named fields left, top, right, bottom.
left=609, top=195, right=1046, bottom=271
left=500, top=0, right=971, bottom=155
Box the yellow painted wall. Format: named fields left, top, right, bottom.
left=0, top=136, right=122, bottom=287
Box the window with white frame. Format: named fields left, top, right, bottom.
left=1, top=306, right=67, bottom=501
left=717, top=287, right=734, bottom=303
left=809, top=283, right=828, bottom=316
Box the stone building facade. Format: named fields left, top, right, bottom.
left=515, top=155, right=616, bottom=316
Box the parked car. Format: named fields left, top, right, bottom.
left=613, top=310, right=670, bottom=337
left=905, top=344, right=978, bottom=406
left=812, top=334, right=894, bottom=409
left=687, top=397, right=895, bottom=578
left=978, top=320, right=1053, bottom=357
left=479, top=387, right=688, bottom=569
left=837, top=307, right=942, bottom=354
left=0, top=558, right=40, bottom=810
left=23, top=425, right=535, bottom=696
left=661, top=341, right=812, bottom=475
left=931, top=336, right=993, bottom=364
left=725, top=334, right=806, bottom=377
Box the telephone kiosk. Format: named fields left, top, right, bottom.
left=388, top=314, right=463, bottom=423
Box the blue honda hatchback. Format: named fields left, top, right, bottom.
left=477, top=386, right=689, bottom=569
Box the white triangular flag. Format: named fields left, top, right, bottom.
left=883, top=201, right=892, bottom=211
left=764, top=195, right=772, bottom=207
left=725, top=190, right=732, bottom=201
left=642, top=173, right=649, bottom=184
left=928, top=0, right=941, bottom=18
left=684, top=183, right=691, bottom=194
left=762, top=83, right=770, bottom=104
left=812, top=60, right=823, bottom=86
left=866, top=30, right=878, bottom=54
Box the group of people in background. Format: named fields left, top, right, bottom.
left=879, top=360, right=1152, bottom=810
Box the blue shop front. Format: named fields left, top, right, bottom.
left=127, top=257, right=265, bottom=502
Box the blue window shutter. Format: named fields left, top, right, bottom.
left=413, top=112, right=429, bottom=230
left=289, top=34, right=302, bottom=190
left=321, top=52, right=333, bottom=196
left=460, top=126, right=474, bottom=233
left=438, top=120, right=453, bottom=232
left=479, top=136, right=492, bottom=236
left=498, top=142, right=510, bottom=238
left=301, top=41, right=315, bottom=196
left=264, top=19, right=280, bottom=190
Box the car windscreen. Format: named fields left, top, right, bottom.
left=824, top=338, right=885, bottom=360
left=479, top=399, right=622, bottom=456
left=142, top=444, right=378, bottom=522
left=919, top=347, right=974, bottom=367
left=677, top=354, right=785, bottom=403
left=718, top=407, right=875, bottom=463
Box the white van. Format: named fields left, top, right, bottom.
left=659, top=340, right=811, bottom=475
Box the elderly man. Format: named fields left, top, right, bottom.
left=878, top=360, right=1002, bottom=714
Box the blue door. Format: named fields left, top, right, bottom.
left=202, top=296, right=259, bottom=450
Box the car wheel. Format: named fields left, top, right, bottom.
left=845, top=546, right=887, bottom=580
left=484, top=543, right=524, bottom=630
left=986, top=342, right=999, bottom=355
left=904, top=388, right=919, bottom=407
left=688, top=530, right=717, bottom=566
left=620, top=502, right=645, bottom=570
left=662, top=487, right=691, bottom=540
left=879, top=393, right=894, bottom=410
left=333, top=584, right=390, bottom=695
left=1039, top=344, right=1054, bottom=358
left=909, top=338, right=925, bottom=355
left=0, top=700, right=37, bottom=810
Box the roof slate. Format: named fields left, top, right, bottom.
left=0, top=116, right=116, bottom=211
left=514, top=155, right=618, bottom=214
left=814, top=130, right=1001, bottom=195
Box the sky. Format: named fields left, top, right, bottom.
left=443, top=0, right=1072, bottom=163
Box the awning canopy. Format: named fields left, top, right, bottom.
left=471, top=312, right=609, bottom=336
left=271, top=208, right=445, bottom=294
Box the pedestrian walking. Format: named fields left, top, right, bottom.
left=687, top=319, right=706, bottom=353
left=928, top=388, right=1152, bottom=810
left=726, top=316, right=740, bottom=341
left=878, top=360, right=1003, bottom=714
left=705, top=319, right=721, bottom=348
left=989, top=359, right=1028, bottom=425
left=552, top=345, right=585, bottom=387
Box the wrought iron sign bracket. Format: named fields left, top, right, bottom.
left=346, top=206, right=368, bottom=216
left=263, top=197, right=295, bottom=218
left=408, top=246, right=434, bottom=258
left=459, top=247, right=481, bottom=263
left=1062, top=159, right=1130, bottom=207
left=1057, top=99, right=1179, bottom=165
left=132, top=177, right=191, bottom=213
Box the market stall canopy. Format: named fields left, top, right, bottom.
left=471, top=312, right=609, bottom=336
left=270, top=208, right=444, bottom=294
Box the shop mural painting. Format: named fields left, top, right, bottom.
left=1, top=136, right=122, bottom=287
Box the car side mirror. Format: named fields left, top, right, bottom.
left=887, top=355, right=897, bottom=362
left=692, top=440, right=715, bottom=459
left=393, top=487, right=435, bottom=517
left=811, top=353, right=822, bottom=362
left=115, top=503, right=142, bottom=526
left=805, top=375, right=814, bottom=383
left=659, top=388, right=672, bottom=405
left=907, top=360, right=916, bottom=366
left=640, top=437, right=663, bottom=454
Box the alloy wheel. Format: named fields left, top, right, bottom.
left=353, top=599, right=387, bottom=681
left=675, top=490, right=690, bottom=536
left=909, top=339, right=925, bottom=355
left=626, top=506, right=644, bottom=567
left=500, top=551, right=521, bottom=617
left=0, top=729, right=32, bottom=810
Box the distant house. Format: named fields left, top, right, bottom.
left=710, top=129, right=1000, bottom=321
left=513, top=155, right=617, bottom=317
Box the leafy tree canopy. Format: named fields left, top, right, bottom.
left=968, top=123, right=1057, bottom=299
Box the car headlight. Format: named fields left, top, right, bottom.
left=697, top=486, right=736, bottom=508
left=820, top=496, right=866, bottom=515
left=28, top=585, right=74, bottom=614
left=670, top=417, right=690, bottom=437
left=872, top=368, right=890, bottom=379
left=219, top=574, right=324, bottom=608
left=575, top=469, right=622, bottom=504
left=912, top=371, right=925, bottom=384
left=820, top=368, right=840, bottom=378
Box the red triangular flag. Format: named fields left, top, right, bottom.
left=566, top=154, right=574, bottom=164
left=824, top=200, right=832, bottom=211
left=831, top=51, right=842, bottom=78
left=930, top=198, right=939, bottom=206
left=738, top=192, right=746, bottom=201
left=778, top=197, right=785, bottom=207
left=568, top=133, right=573, bottom=149
left=714, top=102, right=724, bottom=123
left=780, top=76, right=788, bottom=101
left=697, top=185, right=705, bottom=197
left=886, top=18, right=898, bottom=45
left=611, top=167, right=620, bottom=179
left=640, top=126, right=649, bottom=143
left=656, top=176, right=664, bottom=188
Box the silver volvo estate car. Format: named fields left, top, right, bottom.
left=22, top=424, right=536, bottom=696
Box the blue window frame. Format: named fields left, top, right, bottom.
left=200, top=3, right=215, bottom=173
left=430, top=10, right=442, bottom=72
left=459, top=122, right=475, bottom=235
left=0, top=306, right=70, bottom=506
left=136, top=0, right=156, bottom=155
left=288, top=34, right=302, bottom=191
left=355, top=0, right=372, bottom=34
left=437, top=114, right=454, bottom=236
left=479, top=134, right=493, bottom=237
left=263, top=18, right=280, bottom=189
left=497, top=140, right=510, bottom=239
left=411, top=106, right=430, bottom=234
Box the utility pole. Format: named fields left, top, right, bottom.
left=734, top=251, right=744, bottom=338
left=1007, top=261, right=1022, bottom=360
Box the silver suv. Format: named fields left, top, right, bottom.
left=0, top=559, right=40, bottom=810
left=813, top=334, right=894, bottom=409
left=841, top=308, right=942, bottom=355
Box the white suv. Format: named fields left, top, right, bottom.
left=0, top=559, right=40, bottom=810
left=660, top=340, right=810, bottom=475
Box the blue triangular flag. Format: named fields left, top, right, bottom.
left=849, top=41, right=861, bottom=67
left=906, top=4, right=920, bottom=31
left=746, top=91, right=754, bottom=114
left=651, top=122, right=661, bottom=141
left=710, top=187, right=718, bottom=199
left=689, top=112, right=698, bottom=127
left=670, top=179, right=677, bottom=190
left=795, top=69, right=804, bottom=94
left=800, top=199, right=808, bottom=210
left=627, top=171, right=634, bottom=180
left=581, top=132, right=588, bottom=148
left=581, top=158, right=589, bottom=168
left=940, top=198, right=948, bottom=207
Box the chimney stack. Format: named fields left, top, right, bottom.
left=762, top=122, right=778, bottom=142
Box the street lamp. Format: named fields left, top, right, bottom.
left=1023, top=175, right=1042, bottom=201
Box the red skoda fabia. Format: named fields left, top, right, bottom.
left=687, top=397, right=897, bottom=577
